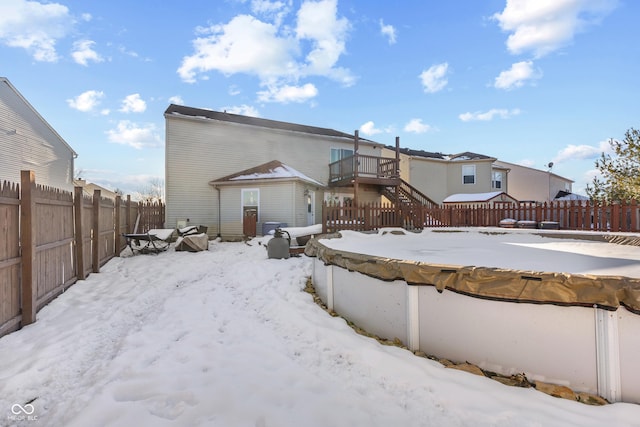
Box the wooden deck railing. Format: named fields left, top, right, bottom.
left=329, top=154, right=399, bottom=184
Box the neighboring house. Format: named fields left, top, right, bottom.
left=0, top=77, right=77, bottom=191
left=73, top=179, right=119, bottom=200
left=442, top=191, right=518, bottom=207
left=493, top=160, right=573, bottom=203
left=165, top=105, right=387, bottom=240
left=384, top=148, right=512, bottom=205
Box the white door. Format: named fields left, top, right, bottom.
left=306, top=190, right=315, bottom=225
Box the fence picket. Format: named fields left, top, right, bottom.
left=323, top=199, right=640, bottom=233
left=0, top=171, right=165, bottom=339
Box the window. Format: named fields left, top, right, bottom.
left=330, top=148, right=354, bottom=163
left=462, top=165, right=475, bottom=184
left=241, top=188, right=259, bottom=220
left=492, top=172, right=502, bottom=189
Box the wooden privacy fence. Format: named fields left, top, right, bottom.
left=0, top=171, right=165, bottom=338
left=322, top=200, right=640, bottom=234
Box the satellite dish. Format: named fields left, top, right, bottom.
left=547, top=162, right=554, bottom=169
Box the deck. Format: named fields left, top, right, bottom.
left=328, top=154, right=400, bottom=187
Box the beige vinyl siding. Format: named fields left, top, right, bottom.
left=0, top=80, right=75, bottom=191
left=406, top=157, right=449, bottom=205
left=494, top=160, right=573, bottom=202
left=216, top=180, right=318, bottom=239
left=166, top=114, right=377, bottom=231
left=446, top=161, right=494, bottom=196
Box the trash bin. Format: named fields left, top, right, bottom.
left=262, top=222, right=287, bottom=236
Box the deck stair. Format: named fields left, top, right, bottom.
left=381, top=179, right=438, bottom=229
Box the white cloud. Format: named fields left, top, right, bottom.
left=0, top=0, right=73, bottom=61
left=66, top=90, right=105, bottom=112
left=168, top=95, right=184, bottom=105
left=360, top=121, right=383, bottom=136
left=119, top=94, right=147, bottom=113
left=178, top=0, right=354, bottom=93
left=250, top=0, right=290, bottom=26
left=492, top=0, right=618, bottom=58
left=106, top=121, right=162, bottom=149
left=459, top=108, right=521, bottom=122
left=380, top=19, right=397, bottom=44
left=296, top=0, right=352, bottom=83
left=494, top=60, right=542, bottom=90
left=178, top=15, right=297, bottom=83
left=220, top=104, right=261, bottom=117
left=404, top=118, right=432, bottom=134
left=419, top=63, right=449, bottom=93
left=257, top=83, right=318, bottom=103
left=71, top=39, right=103, bottom=66
left=553, top=139, right=612, bottom=163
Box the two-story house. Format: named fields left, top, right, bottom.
left=382, top=147, right=512, bottom=205
left=0, top=77, right=77, bottom=191
left=165, top=105, right=575, bottom=239
left=165, top=105, right=407, bottom=240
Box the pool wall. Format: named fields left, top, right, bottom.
left=311, top=253, right=640, bottom=404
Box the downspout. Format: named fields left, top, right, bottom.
left=215, top=186, right=222, bottom=238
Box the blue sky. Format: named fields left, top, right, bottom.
left=1, top=0, right=638, bottom=196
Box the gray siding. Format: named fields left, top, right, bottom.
left=0, top=79, right=75, bottom=191
left=166, top=114, right=378, bottom=232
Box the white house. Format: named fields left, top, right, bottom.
left=0, top=77, right=77, bottom=191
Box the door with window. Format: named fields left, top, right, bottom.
left=242, top=189, right=259, bottom=237
left=306, top=190, right=315, bottom=225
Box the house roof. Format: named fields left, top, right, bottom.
left=165, top=104, right=367, bottom=142
left=391, top=147, right=496, bottom=162
left=448, top=152, right=495, bottom=161
left=554, top=190, right=589, bottom=201
left=209, top=160, right=324, bottom=187
left=0, top=77, right=77, bottom=157
left=443, top=191, right=517, bottom=203
left=392, top=146, right=447, bottom=160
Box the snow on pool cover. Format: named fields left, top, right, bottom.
left=318, top=228, right=640, bottom=278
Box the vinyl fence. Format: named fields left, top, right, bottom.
left=0, top=171, right=165, bottom=338
left=322, top=200, right=640, bottom=233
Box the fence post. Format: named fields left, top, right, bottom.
left=74, top=186, right=86, bottom=280
left=322, top=202, right=327, bottom=234
left=20, top=170, right=36, bottom=326
left=92, top=189, right=101, bottom=273
left=126, top=195, right=132, bottom=233
left=115, top=195, right=122, bottom=257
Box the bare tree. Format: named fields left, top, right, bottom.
left=137, top=178, right=165, bottom=203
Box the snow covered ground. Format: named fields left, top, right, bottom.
left=1, top=232, right=639, bottom=426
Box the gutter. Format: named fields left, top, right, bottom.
left=214, top=186, right=221, bottom=238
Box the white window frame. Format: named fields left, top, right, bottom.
left=462, top=165, right=476, bottom=185
left=492, top=171, right=502, bottom=189
left=241, top=188, right=260, bottom=221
